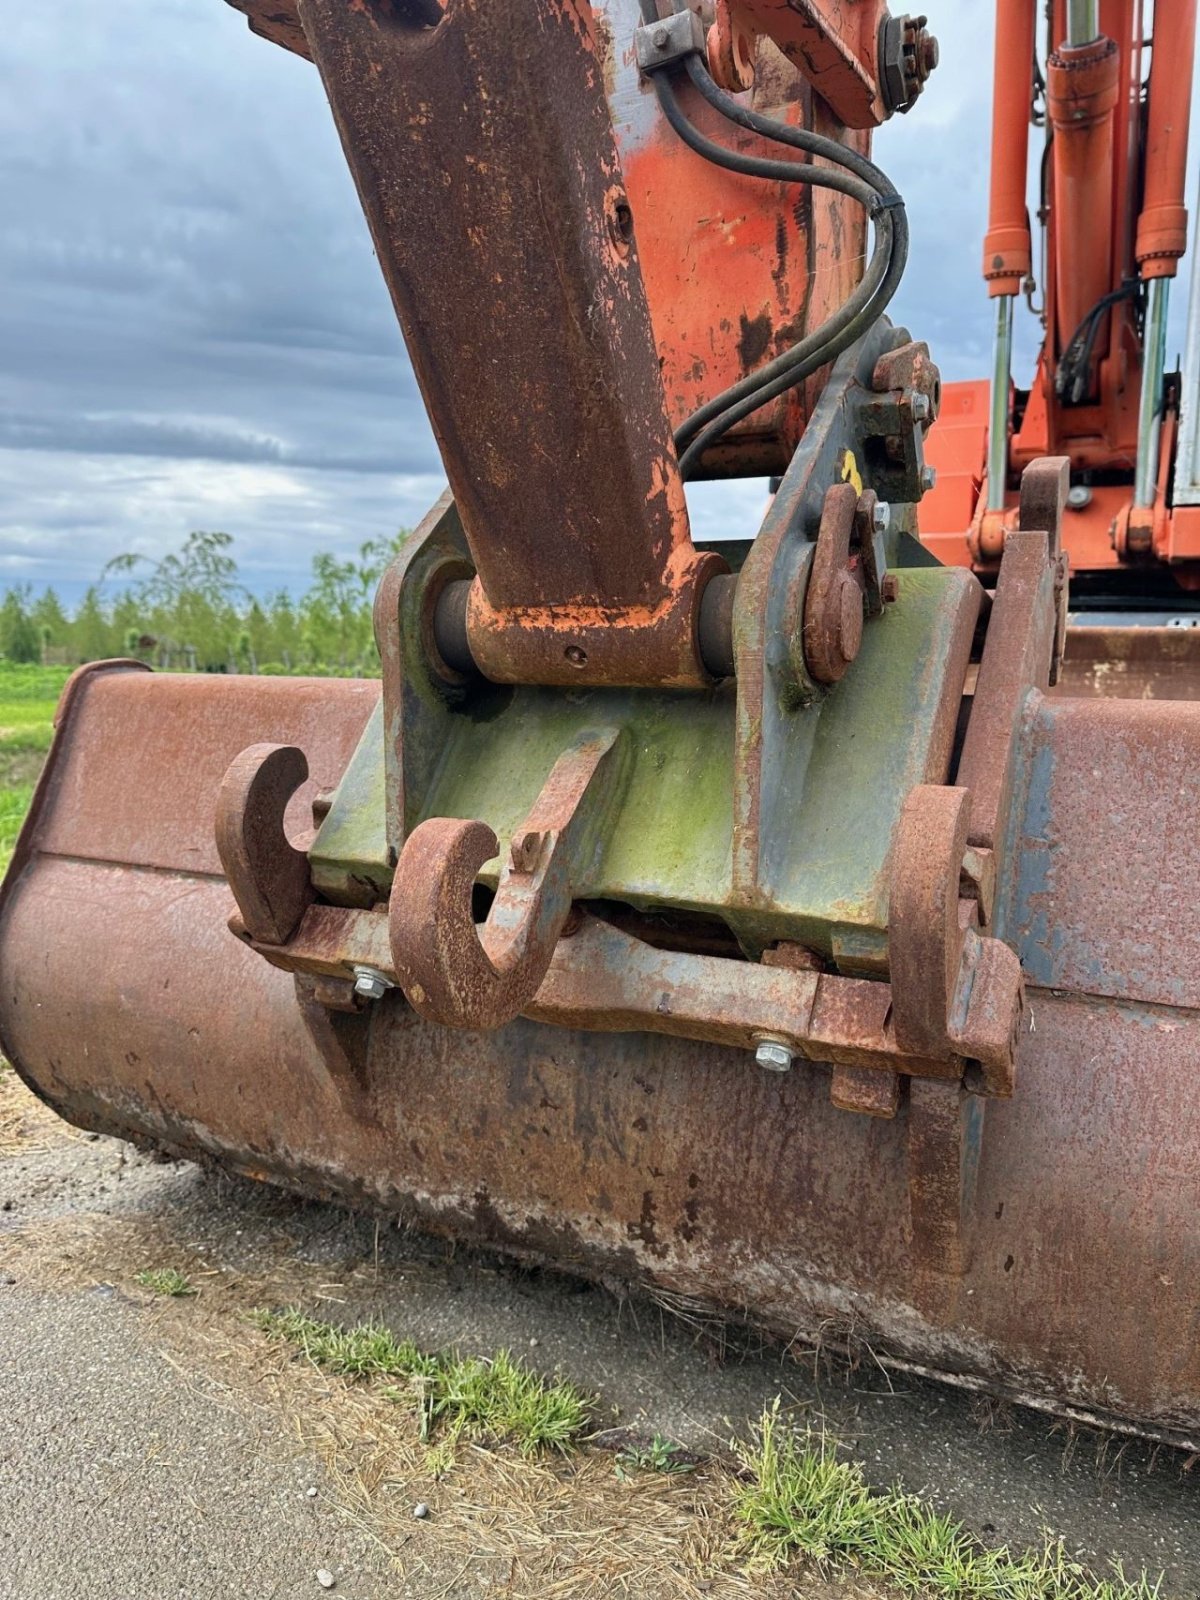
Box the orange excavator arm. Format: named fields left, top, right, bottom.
left=924, top=0, right=1200, bottom=598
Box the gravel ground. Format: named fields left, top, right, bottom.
left=1, top=1094, right=1197, bottom=1597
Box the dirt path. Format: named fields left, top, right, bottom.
left=1, top=1069, right=1196, bottom=1598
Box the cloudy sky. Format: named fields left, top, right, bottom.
left=2, top=3, right=1195, bottom=602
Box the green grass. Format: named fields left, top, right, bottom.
left=0, top=784, right=35, bottom=872
left=615, top=1433, right=696, bottom=1478
left=0, top=664, right=69, bottom=873
left=251, top=1308, right=592, bottom=1459
left=0, top=664, right=73, bottom=703
left=0, top=665, right=69, bottom=755
left=731, top=1402, right=1162, bottom=1600
left=135, top=1267, right=198, bottom=1298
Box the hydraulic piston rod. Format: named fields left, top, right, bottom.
left=1135, top=276, right=1170, bottom=508
left=988, top=295, right=1014, bottom=511
left=1065, top=0, right=1099, bottom=47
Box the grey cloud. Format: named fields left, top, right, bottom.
left=0, top=408, right=442, bottom=475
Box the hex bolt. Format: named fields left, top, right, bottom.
left=911, top=392, right=931, bottom=425
left=881, top=573, right=900, bottom=604
left=352, top=965, right=392, bottom=1003
left=755, top=1038, right=794, bottom=1073
left=920, top=464, right=938, bottom=493
left=872, top=500, right=892, bottom=535
left=653, top=26, right=668, bottom=46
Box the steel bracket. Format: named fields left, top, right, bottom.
left=634, top=8, right=706, bottom=73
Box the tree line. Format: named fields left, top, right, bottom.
left=0, top=531, right=407, bottom=675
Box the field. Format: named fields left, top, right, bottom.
left=0, top=664, right=70, bottom=872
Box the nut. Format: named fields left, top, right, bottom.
left=872, top=500, right=892, bottom=536
left=755, top=1038, right=794, bottom=1073
left=352, top=966, right=391, bottom=1002
left=920, top=464, right=938, bottom=493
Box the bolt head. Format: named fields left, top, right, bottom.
left=653, top=26, right=668, bottom=46
left=910, top=392, right=931, bottom=424
left=1066, top=484, right=1092, bottom=510
left=920, top=464, right=938, bottom=493
left=872, top=500, right=892, bottom=535
left=755, top=1039, right=794, bottom=1073
left=352, top=967, right=389, bottom=1003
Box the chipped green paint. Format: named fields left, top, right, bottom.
left=310, top=567, right=973, bottom=966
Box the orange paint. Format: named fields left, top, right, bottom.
left=621, top=69, right=867, bottom=476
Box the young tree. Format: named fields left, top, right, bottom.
left=299, top=536, right=404, bottom=672
left=70, top=587, right=113, bottom=662
left=0, top=588, right=40, bottom=663
left=31, top=589, right=69, bottom=656
left=105, top=531, right=246, bottom=670
left=111, top=591, right=150, bottom=660
left=265, top=591, right=301, bottom=670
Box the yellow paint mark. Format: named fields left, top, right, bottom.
left=840, top=450, right=863, bottom=496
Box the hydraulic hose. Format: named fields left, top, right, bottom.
left=637, top=33, right=908, bottom=476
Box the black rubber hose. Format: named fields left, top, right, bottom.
left=642, top=62, right=907, bottom=471
left=651, top=69, right=878, bottom=207
left=676, top=216, right=898, bottom=475
left=652, top=82, right=906, bottom=471
left=633, top=9, right=909, bottom=473
left=683, top=52, right=897, bottom=195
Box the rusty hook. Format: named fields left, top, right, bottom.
left=216, top=742, right=313, bottom=945
left=388, top=727, right=625, bottom=1029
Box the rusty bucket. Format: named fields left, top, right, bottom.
left=2, top=631, right=1200, bottom=1452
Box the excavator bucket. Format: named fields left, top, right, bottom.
left=4, top=0, right=1200, bottom=1454
left=4, top=559, right=1200, bottom=1449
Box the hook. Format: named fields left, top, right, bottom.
left=216, top=742, right=313, bottom=945
left=389, top=727, right=624, bottom=1029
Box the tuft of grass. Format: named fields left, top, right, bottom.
left=731, top=1401, right=1163, bottom=1600
left=251, top=1308, right=591, bottom=1459
left=249, top=1307, right=439, bottom=1380
left=615, top=1434, right=696, bottom=1479
left=135, top=1267, right=198, bottom=1298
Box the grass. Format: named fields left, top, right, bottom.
left=251, top=1308, right=592, bottom=1459
left=615, top=1434, right=697, bottom=1479
left=731, top=1401, right=1163, bottom=1600
left=251, top=1317, right=1169, bottom=1600
left=0, top=664, right=67, bottom=873
left=135, top=1267, right=198, bottom=1298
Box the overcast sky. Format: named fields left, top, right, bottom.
left=2, top=3, right=1195, bottom=602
